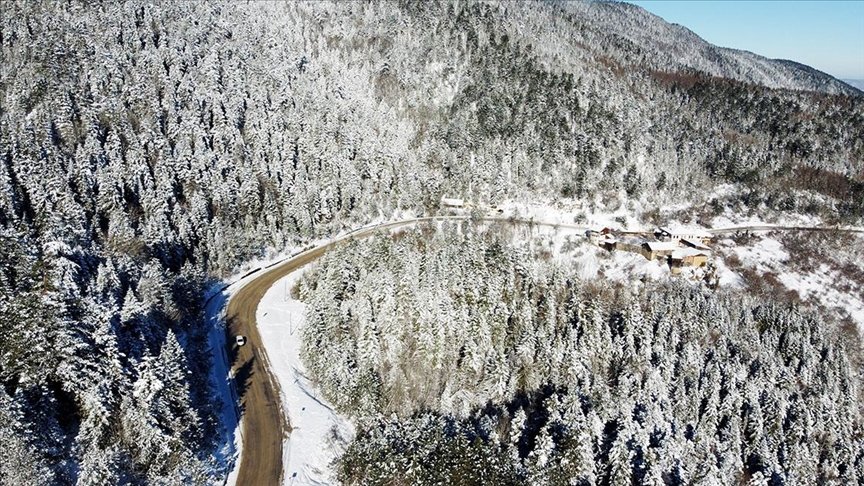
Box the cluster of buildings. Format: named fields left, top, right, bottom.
left=588, top=226, right=713, bottom=272
left=436, top=195, right=714, bottom=274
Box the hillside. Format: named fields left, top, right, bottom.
left=301, top=224, right=862, bottom=484
left=554, top=2, right=859, bottom=95
left=1, top=1, right=862, bottom=483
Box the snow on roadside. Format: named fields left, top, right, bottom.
left=207, top=216, right=452, bottom=485
left=215, top=209, right=425, bottom=289
left=204, top=287, right=241, bottom=484
left=204, top=245, right=319, bottom=485
left=204, top=244, right=316, bottom=485
left=496, top=198, right=644, bottom=230
left=256, top=267, right=355, bottom=486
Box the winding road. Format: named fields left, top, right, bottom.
left=223, top=216, right=476, bottom=485
left=218, top=216, right=863, bottom=485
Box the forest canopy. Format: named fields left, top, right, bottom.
left=300, top=224, right=864, bottom=485
left=1, top=0, right=862, bottom=483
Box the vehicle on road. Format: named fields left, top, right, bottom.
left=235, top=335, right=247, bottom=347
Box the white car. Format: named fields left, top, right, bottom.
left=235, top=335, right=247, bottom=347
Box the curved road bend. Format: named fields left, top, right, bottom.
left=226, top=245, right=329, bottom=486
left=226, top=216, right=486, bottom=485
left=224, top=216, right=863, bottom=485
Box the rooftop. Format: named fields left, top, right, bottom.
left=643, top=241, right=680, bottom=252
left=671, top=248, right=710, bottom=259
left=681, top=238, right=711, bottom=250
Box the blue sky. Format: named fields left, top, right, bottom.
left=629, top=1, right=864, bottom=80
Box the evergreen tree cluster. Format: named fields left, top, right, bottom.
left=301, top=225, right=864, bottom=485
left=1, top=1, right=862, bottom=482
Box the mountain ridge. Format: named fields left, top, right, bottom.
left=0, top=1, right=862, bottom=483
left=842, top=78, right=864, bottom=92
left=558, top=1, right=859, bottom=96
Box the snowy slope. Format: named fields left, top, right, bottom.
left=718, top=235, right=864, bottom=335
left=555, top=2, right=860, bottom=95
left=204, top=287, right=242, bottom=484
left=255, top=267, right=355, bottom=485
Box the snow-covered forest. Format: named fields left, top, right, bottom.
left=1, top=0, right=862, bottom=483
left=300, top=224, right=863, bottom=484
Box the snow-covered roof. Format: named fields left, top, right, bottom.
left=643, top=241, right=680, bottom=252
left=671, top=248, right=709, bottom=260
left=681, top=238, right=711, bottom=250
left=441, top=197, right=464, bottom=207
left=618, top=236, right=645, bottom=246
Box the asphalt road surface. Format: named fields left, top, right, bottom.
left=224, top=217, right=474, bottom=485
left=222, top=216, right=863, bottom=485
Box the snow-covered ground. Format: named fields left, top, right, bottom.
left=204, top=286, right=241, bottom=484
left=493, top=185, right=850, bottom=235
left=707, top=212, right=823, bottom=230
left=777, top=267, right=864, bottom=327
left=570, top=242, right=668, bottom=283
left=207, top=211, right=862, bottom=485
left=730, top=237, right=790, bottom=273
left=496, top=197, right=644, bottom=230
left=206, top=247, right=354, bottom=486
left=717, top=235, right=864, bottom=335
left=256, top=266, right=355, bottom=485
